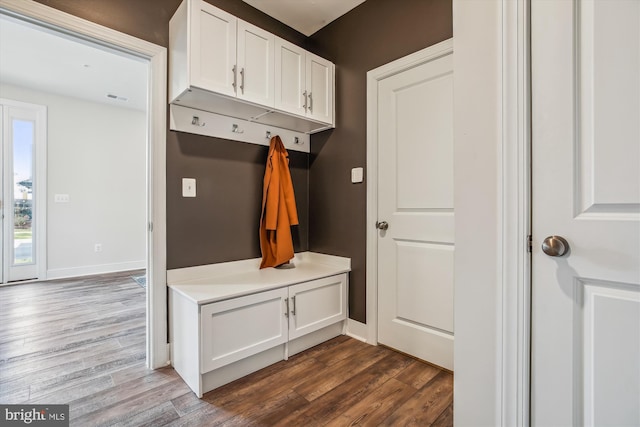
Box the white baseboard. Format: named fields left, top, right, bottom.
left=47, top=260, right=146, bottom=280
left=346, top=318, right=372, bottom=344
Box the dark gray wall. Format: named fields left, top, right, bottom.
left=308, top=0, right=453, bottom=322
left=166, top=134, right=309, bottom=268
left=31, top=0, right=452, bottom=322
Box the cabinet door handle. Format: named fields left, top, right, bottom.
left=302, top=91, right=307, bottom=111
left=240, top=67, right=245, bottom=94
left=232, top=65, right=237, bottom=91
left=291, top=296, right=296, bottom=316
left=308, top=92, right=313, bottom=113
left=284, top=297, right=289, bottom=317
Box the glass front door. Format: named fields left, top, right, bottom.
left=1, top=100, right=46, bottom=283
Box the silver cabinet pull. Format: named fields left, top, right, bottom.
left=308, top=92, right=313, bottom=113
left=303, top=91, right=308, bottom=111
left=240, top=67, right=245, bottom=94
left=291, top=296, right=296, bottom=316
left=232, top=65, right=237, bottom=90
left=284, top=298, right=289, bottom=317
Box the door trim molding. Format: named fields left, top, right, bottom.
left=0, top=0, right=169, bottom=369
left=451, top=0, right=531, bottom=425
left=500, top=0, right=531, bottom=424
left=364, top=38, right=454, bottom=345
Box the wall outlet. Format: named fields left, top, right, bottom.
left=94, top=243, right=102, bottom=252
left=54, top=194, right=70, bottom=203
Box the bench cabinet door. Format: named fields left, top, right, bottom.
left=200, top=287, right=288, bottom=373
left=288, top=274, right=347, bottom=340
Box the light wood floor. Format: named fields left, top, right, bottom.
left=0, top=271, right=453, bottom=426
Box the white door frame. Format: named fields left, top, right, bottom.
left=362, top=0, right=531, bottom=425
left=0, top=99, right=47, bottom=283
left=0, top=0, right=169, bottom=369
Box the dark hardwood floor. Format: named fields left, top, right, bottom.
left=0, top=271, right=453, bottom=426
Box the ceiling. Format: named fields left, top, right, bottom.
left=242, top=0, right=366, bottom=36
left=0, top=15, right=148, bottom=111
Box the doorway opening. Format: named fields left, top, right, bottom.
left=0, top=1, right=168, bottom=368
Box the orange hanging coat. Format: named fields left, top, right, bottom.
left=259, top=136, right=299, bottom=269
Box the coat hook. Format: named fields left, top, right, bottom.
left=232, top=124, right=244, bottom=134
left=265, top=131, right=271, bottom=139
left=192, top=116, right=205, bottom=127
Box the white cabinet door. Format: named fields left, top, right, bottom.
left=288, top=275, right=347, bottom=340
left=531, top=0, right=640, bottom=425
left=237, top=21, right=274, bottom=107
left=200, top=287, right=288, bottom=373
left=274, top=38, right=307, bottom=117
left=306, top=53, right=334, bottom=124
left=190, top=0, right=236, bottom=97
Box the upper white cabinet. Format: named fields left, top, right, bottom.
left=274, top=38, right=334, bottom=125
left=169, top=0, right=334, bottom=134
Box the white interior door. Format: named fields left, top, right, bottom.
left=376, top=50, right=454, bottom=370
left=1, top=99, right=46, bottom=283
left=531, top=0, right=640, bottom=425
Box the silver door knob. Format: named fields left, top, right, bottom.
left=376, top=221, right=389, bottom=230
left=541, top=235, right=569, bottom=257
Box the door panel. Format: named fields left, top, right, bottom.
left=395, top=72, right=453, bottom=210
left=396, top=242, right=453, bottom=333
left=577, top=0, right=639, bottom=213
left=531, top=0, right=640, bottom=425
left=377, top=52, right=454, bottom=370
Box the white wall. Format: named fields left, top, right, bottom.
left=1, top=83, right=146, bottom=278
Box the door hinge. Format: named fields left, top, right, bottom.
left=149, top=222, right=154, bottom=232
left=527, top=234, right=532, bottom=253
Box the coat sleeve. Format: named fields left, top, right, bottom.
left=263, top=145, right=280, bottom=231
left=278, top=143, right=299, bottom=226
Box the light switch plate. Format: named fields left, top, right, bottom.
left=351, top=167, right=364, bottom=183
left=182, top=178, right=196, bottom=197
